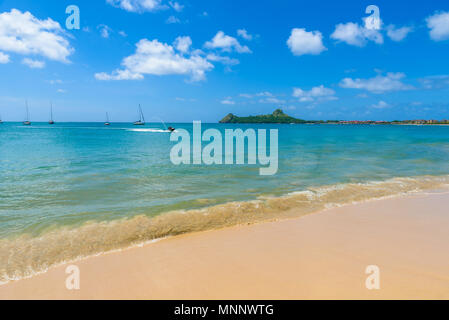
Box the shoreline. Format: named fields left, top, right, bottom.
left=1, top=190, right=449, bottom=299
left=2, top=175, right=449, bottom=285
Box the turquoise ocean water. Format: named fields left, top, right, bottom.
left=1, top=122, right=449, bottom=282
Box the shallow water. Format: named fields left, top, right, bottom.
left=1, top=122, right=449, bottom=282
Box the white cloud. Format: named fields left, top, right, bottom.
left=98, top=25, right=111, bottom=38
left=340, top=72, right=413, bottom=93
left=370, top=100, right=390, bottom=109
left=173, top=36, right=192, bottom=53
left=204, top=31, right=251, bottom=53
left=119, top=30, right=127, bottom=37
left=237, top=29, right=253, bottom=41
left=166, top=15, right=180, bottom=24
left=0, top=9, right=72, bottom=63
left=95, top=38, right=214, bottom=81
left=169, top=1, right=183, bottom=12
left=386, top=25, right=412, bottom=41
left=175, top=97, right=196, bottom=102
left=206, top=53, right=239, bottom=65
left=95, top=69, right=144, bottom=80
left=0, top=52, right=10, bottom=64
left=287, top=28, right=326, bottom=56
left=259, top=97, right=286, bottom=104
left=255, top=91, right=273, bottom=97
left=419, top=75, right=449, bottom=89
left=106, top=0, right=166, bottom=12
left=221, top=97, right=235, bottom=105
left=426, top=11, right=449, bottom=41
left=22, top=58, right=45, bottom=68
left=239, top=91, right=273, bottom=98
left=331, top=22, right=383, bottom=46
left=293, top=85, right=336, bottom=102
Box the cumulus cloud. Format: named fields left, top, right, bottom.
left=106, top=0, right=166, bottom=13
left=370, top=100, right=390, bottom=109
left=204, top=31, right=251, bottom=53
left=340, top=72, right=413, bottom=93
left=95, top=38, right=214, bottom=81
left=173, top=36, right=192, bottom=53
left=166, top=15, right=180, bottom=24
left=206, top=53, right=239, bottom=65
left=426, top=11, right=449, bottom=41
left=237, top=29, right=253, bottom=41
left=237, top=91, right=285, bottom=104
left=419, top=75, right=449, bottom=89
left=220, top=97, right=235, bottom=105
left=98, top=25, right=112, bottom=38
left=287, top=28, right=326, bottom=56
left=239, top=91, right=273, bottom=99
left=0, top=9, right=72, bottom=63
left=0, top=52, right=10, bottom=64
left=331, top=22, right=383, bottom=46
left=22, top=58, right=45, bottom=68
left=386, top=25, right=413, bottom=41
left=169, top=1, right=184, bottom=12
left=48, top=79, right=63, bottom=84
left=292, top=85, right=336, bottom=102
left=259, top=97, right=286, bottom=104
left=95, top=69, right=144, bottom=80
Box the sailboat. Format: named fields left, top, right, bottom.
left=133, top=104, right=145, bottom=125
left=49, top=103, right=54, bottom=124
left=0, top=114, right=3, bottom=124
left=105, top=112, right=110, bottom=126
left=23, top=101, right=31, bottom=126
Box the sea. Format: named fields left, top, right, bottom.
left=1, top=122, right=449, bottom=282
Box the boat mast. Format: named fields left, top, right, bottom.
left=25, top=100, right=29, bottom=121
left=50, top=102, right=53, bottom=122
left=139, top=105, right=145, bottom=123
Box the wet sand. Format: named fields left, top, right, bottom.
left=1, top=192, right=449, bottom=299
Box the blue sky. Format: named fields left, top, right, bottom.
left=1, top=0, right=449, bottom=122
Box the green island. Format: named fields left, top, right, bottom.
left=219, top=109, right=449, bottom=125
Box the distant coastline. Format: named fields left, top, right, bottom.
left=219, top=109, right=449, bottom=125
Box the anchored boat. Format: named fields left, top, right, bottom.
left=49, top=103, right=54, bottom=124
left=23, top=101, right=31, bottom=126
left=133, top=104, right=145, bottom=125
left=105, top=112, right=110, bottom=126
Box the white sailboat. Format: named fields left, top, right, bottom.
left=105, top=112, right=110, bottom=126
left=49, top=102, right=54, bottom=124
left=133, top=104, right=145, bottom=125
left=23, top=101, right=31, bottom=126
left=0, top=113, right=3, bottom=124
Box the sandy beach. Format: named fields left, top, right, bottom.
left=1, top=191, right=449, bottom=300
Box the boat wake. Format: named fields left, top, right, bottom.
left=127, top=128, right=173, bottom=133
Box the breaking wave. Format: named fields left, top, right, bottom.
left=1, top=174, right=449, bottom=284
